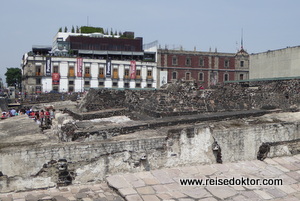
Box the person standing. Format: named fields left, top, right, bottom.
left=40, top=110, right=45, bottom=125
left=10, top=108, right=16, bottom=116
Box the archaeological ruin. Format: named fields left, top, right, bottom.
left=0, top=79, right=300, bottom=193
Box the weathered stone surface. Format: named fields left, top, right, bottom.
left=2, top=80, right=300, bottom=194
left=205, top=186, right=236, bottom=199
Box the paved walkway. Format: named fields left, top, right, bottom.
left=0, top=154, right=299, bottom=201
left=0, top=183, right=123, bottom=201
left=107, top=154, right=300, bottom=201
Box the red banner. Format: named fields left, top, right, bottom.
left=52, top=73, right=60, bottom=85
left=130, top=60, right=136, bottom=79
left=77, top=57, right=83, bottom=77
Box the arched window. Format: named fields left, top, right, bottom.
left=185, top=72, right=191, bottom=80
left=224, top=73, right=229, bottom=81
left=199, top=72, right=204, bottom=81
left=172, top=71, right=177, bottom=79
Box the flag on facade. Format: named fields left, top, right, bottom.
left=45, top=57, right=51, bottom=76
left=77, top=57, right=83, bottom=77
left=106, top=59, right=112, bottom=77
left=130, top=60, right=136, bottom=79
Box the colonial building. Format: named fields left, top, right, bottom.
left=250, top=46, right=300, bottom=80
left=157, top=47, right=249, bottom=88
left=22, top=31, right=157, bottom=94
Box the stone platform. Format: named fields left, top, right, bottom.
left=1, top=154, right=299, bottom=201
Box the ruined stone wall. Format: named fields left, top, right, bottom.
left=1, top=116, right=300, bottom=192
left=0, top=137, right=166, bottom=192
left=77, top=79, right=300, bottom=117
left=0, top=97, right=8, bottom=113
left=21, top=93, right=78, bottom=105
left=78, top=89, right=126, bottom=112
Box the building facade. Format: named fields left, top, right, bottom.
left=22, top=31, right=157, bottom=94
left=250, top=46, right=300, bottom=79
left=157, top=48, right=249, bottom=88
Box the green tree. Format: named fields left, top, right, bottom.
left=76, top=26, right=80, bottom=33
left=5, top=68, right=22, bottom=89
left=71, top=26, right=75, bottom=33
left=64, top=26, right=68, bottom=32
left=58, top=27, right=62, bottom=32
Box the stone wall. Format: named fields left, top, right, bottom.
left=77, top=79, right=300, bottom=117
left=0, top=97, right=8, bottom=113
left=1, top=112, right=300, bottom=192
left=21, top=93, right=78, bottom=105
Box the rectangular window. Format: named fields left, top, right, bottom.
left=199, top=59, right=204, bottom=67
left=224, top=60, right=229, bottom=68
left=147, top=83, right=152, bottom=88
left=53, top=66, right=59, bottom=73
left=99, top=68, right=104, bottom=78
left=99, top=82, right=104, bottom=86
left=147, top=70, right=152, bottom=77
left=69, top=80, right=74, bottom=85
left=69, top=67, right=75, bottom=77
left=112, top=82, right=118, bottom=87
left=240, top=61, right=244, bottom=67
left=53, top=86, right=59, bottom=91
left=124, top=82, right=129, bottom=88
left=172, top=57, right=178, bottom=65
left=240, top=74, right=244, bottom=80
left=186, top=58, right=191, bottom=66
left=84, top=81, right=90, bottom=85
left=136, top=83, right=141, bottom=88
left=124, top=69, right=129, bottom=79
left=84, top=67, right=90, bottom=77
left=36, top=78, right=41, bottom=85
left=136, top=69, right=141, bottom=79
left=113, top=69, right=118, bottom=79
left=36, top=66, right=41, bottom=76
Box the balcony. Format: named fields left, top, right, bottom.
left=146, top=76, right=153, bottom=82
left=123, top=75, right=130, bottom=81
left=135, top=75, right=142, bottom=81
left=84, top=74, right=91, bottom=78
left=68, top=73, right=75, bottom=77
left=112, top=76, right=119, bottom=81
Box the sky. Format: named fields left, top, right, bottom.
left=1, top=0, right=300, bottom=86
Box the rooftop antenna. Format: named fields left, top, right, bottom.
left=241, top=28, right=244, bottom=50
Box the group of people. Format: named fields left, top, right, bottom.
left=26, top=108, right=55, bottom=126
left=1, top=108, right=21, bottom=118
left=1, top=107, right=56, bottom=127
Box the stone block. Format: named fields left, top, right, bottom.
left=125, top=194, right=143, bottom=201
left=118, top=187, right=137, bottom=197
left=182, top=188, right=212, bottom=199
left=136, top=186, right=155, bottom=195
left=106, top=175, right=130, bottom=189
left=141, top=195, right=160, bottom=201
left=253, top=190, right=273, bottom=200
left=205, top=186, right=237, bottom=199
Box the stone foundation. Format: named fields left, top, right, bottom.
left=1, top=112, right=300, bottom=192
